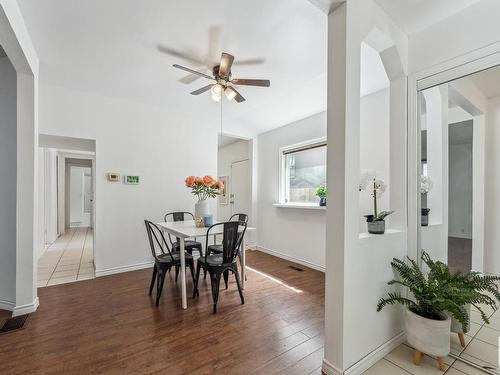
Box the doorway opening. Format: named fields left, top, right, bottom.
left=37, top=135, right=96, bottom=287
left=217, top=134, right=252, bottom=222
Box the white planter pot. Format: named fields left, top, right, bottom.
left=194, top=199, right=210, bottom=220
left=405, top=309, right=451, bottom=357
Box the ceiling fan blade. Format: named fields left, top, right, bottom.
left=157, top=45, right=205, bottom=65
left=231, top=87, right=246, bottom=103
left=173, top=64, right=214, bottom=80
left=190, top=84, right=213, bottom=95
left=234, top=58, right=265, bottom=66
left=179, top=73, right=202, bottom=84
left=218, top=52, right=235, bottom=78
left=231, top=78, right=270, bottom=87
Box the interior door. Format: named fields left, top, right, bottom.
left=69, top=166, right=84, bottom=224
left=230, top=160, right=250, bottom=216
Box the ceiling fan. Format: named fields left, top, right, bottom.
left=172, top=52, right=270, bottom=103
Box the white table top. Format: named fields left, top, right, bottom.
left=157, top=220, right=254, bottom=238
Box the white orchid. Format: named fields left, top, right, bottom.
left=359, top=170, right=376, bottom=191
left=420, top=175, right=433, bottom=194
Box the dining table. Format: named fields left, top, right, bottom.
left=156, top=220, right=254, bottom=309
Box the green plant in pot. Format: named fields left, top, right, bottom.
left=420, top=253, right=500, bottom=348
left=377, top=251, right=500, bottom=371
left=359, top=171, right=393, bottom=234
left=315, top=185, right=327, bottom=207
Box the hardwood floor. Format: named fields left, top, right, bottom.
left=0, top=251, right=325, bottom=375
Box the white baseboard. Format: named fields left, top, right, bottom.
left=95, top=260, right=154, bottom=277
left=322, top=358, right=343, bottom=375
left=449, top=233, right=472, bottom=240
left=256, top=246, right=325, bottom=272
left=12, top=297, right=39, bottom=317
left=0, top=298, right=15, bottom=312
left=322, top=332, right=405, bottom=375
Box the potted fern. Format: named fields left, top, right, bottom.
left=377, top=252, right=500, bottom=371
left=420, top=253, right=500, bottom=347
left=315, top=185, right=327, bottom=206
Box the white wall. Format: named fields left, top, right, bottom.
left=39, top=83, right=218, bottom=275
left=217, top=140, right=249, bottom=221
left=485, top=97, right=500, bottom=275
left=0, top=56, right=17, bottom=307
left=448, top=140, right=473, bottom=239
left=257, top=112, right=326, bottom=270
left=359, top=87, right=390, bottom=231
left=409, top=0, right=500, bottom=75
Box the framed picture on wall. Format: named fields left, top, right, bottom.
left=219, top=176, right=229, bottom=205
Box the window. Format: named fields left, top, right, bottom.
left=280, top=139, right=327, bottom=204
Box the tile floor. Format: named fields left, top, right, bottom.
left=37, top=227, right=94, bottom=287
left=364, top=304, right=500, bottom=375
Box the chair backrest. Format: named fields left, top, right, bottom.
left=164, top=211, right=195, bottom=223
left=163, top=212, right=195, bottom=245
left=144, top=220, right=174, bottom=262
left=206, top=221, right=247, bottom=264
left=229, top=213, right=248, bottom=225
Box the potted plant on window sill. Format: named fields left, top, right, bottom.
left=315, top=185, right=327, bottom=207
left=359, top=172, right=393, bottom=234
left=377, top=251, right=500, bottom=371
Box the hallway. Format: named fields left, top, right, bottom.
left=37, top=227, right=94, bottom=287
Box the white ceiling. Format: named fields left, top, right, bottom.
left=469, top=65, right=500, bottom=99
left=375, top=0, right=480, bottom=35
left=17, top=0, right=328, bottom=137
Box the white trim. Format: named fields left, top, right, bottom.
left=344, top=332, right=405, bottom=375
left=273, top=203, right=326, bottom=210
left=0, top=298, right=16, bottom=311
left=12, top=297, right=39, bottom=317
left=322, top=332, right=405, bottom=375
left=278, top=136, right=327, bottom=205
left=256, top=246, right=325, bottom=272
left=95, top=260, right=154, bottom=277
left=448, top=233, right=472, bottom=240
left=322, top=358, right=343, bottom=375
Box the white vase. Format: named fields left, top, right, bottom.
left=194, top=199, right=210, bottom=220
left=405, top=309, right=451, bottom=357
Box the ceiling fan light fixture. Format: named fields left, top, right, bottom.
left=224, top=86, right=237, bottom=101
left=211, top=91, right=221, bottom=102
left=211, top=83, right=223, bottom=95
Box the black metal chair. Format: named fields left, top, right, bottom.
left=163, top=212, right=203, bottom=255
left=144, top=220, right=195, bottom=306
left=193, top=221, right=247, bottom=313
left=207, top=213, right=248, bottom=255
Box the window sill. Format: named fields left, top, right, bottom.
left=273, top=203, right=326, bottom=210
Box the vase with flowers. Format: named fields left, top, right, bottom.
left=185, top=175, right=224, bottom=227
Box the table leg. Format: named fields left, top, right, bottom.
left=179, top=237, right=187, bottom=309
left=241, top=236, right=246, bottom=289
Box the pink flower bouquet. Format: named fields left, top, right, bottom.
left=185, top=175, right=224, bottom=201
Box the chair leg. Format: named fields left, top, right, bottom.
left=203, top=266, right=207, bottom=280
left=149, top=264, right=157, bottom=296
left=189, top=262, right=195, bottom=287
left=234, top=266, right=245, bottom=305
left=223, top=270, right=229, bottom=289
left=156, top=270, right=166, bottom=306
left=175, top=265, right=179, bottom=282
left=209, top=271, right=222, bottom=314
left=193, top=262, right=203, bottom=297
